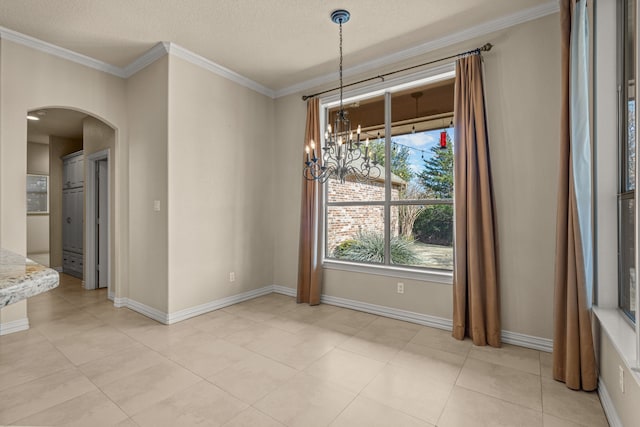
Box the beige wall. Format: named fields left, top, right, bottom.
left=484, top=15, right=559, bottom=338
left=48, top=137, right=83, bottom=269
left=0, top=301, right=26, bottom=331
left=83, top=116, right=116, bottom=289
left=166, top=56, right=275, bottom=313
left=126, top=56, right=169, bottom=312
left=26, top=217, right=49, bottom=255
left=27, top=141, right=49, bottom=174
left=597, top=329, right=640, bottom=426
left=0, top=38, right=128, bottom=325
left=26, top=141, right=50, bottom=255
left=273, top=14, right=560, bottom=340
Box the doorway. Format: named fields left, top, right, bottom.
left=86, top=150, right=111, bottom=296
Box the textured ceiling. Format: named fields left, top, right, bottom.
left=0, top=0, right=549, bottom=91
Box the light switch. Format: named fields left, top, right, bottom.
left=153, top=200, right=161, bottom=211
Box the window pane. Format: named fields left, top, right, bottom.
left=624, top=0, right=636, bottom=192
left=326, top=94, right=385, bottom=202
left=619, top=196, right=636, bottom=322
left=619, top=0, right=636, bottom=323
left=389, top=82, right=455, bottom=201
left=391, top=129, right=454, bottom=201
left=327, top=205, right=385, bottom=264
left=627, top=100, right=636, bottom=191
left=390, top=204, right=453, bottom=270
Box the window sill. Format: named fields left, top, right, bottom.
left=323, top=259, right=453, bottom=284
left=593, top=306, right=640, bottom=386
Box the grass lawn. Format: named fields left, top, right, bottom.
left=406, top=241, right=453, bottom=270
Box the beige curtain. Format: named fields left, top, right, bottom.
left=297, top=98, right=322, bottom=305
left=553, top=0, right=597, bottom=391
left=452, top=54, right=501, bottom=347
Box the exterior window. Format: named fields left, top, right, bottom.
left=619, top=0, right=636, bottom=323
left=325, top=79, right=454, bottom=271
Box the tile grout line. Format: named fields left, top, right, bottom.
left=434, top=340, right=472, bottom=426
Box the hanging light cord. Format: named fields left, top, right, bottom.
left=302, top=42, right=493, bottom=101
left=339, top=18, right=344, bottom=112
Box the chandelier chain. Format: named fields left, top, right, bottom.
left=303, top=9, right=381, bottom=183
left=339, top=20, right=343, bottom=112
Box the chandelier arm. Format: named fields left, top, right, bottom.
left=304, top=9, right=382, bottom=185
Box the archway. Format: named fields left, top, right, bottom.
left=26, top=107, right=117, bottom=300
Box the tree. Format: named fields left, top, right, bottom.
left=413, top=135, right=454, bottom=246
left=413, top=204, right=454, bottom=246
left=367, top=138, right=413, bottom=182
left=417, top=135, right=453, bottom=199
left=398, top=183, right=425, bottom=238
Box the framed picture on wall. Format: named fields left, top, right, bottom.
left=27, top=174, right=49, bottom=214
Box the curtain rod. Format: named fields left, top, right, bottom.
left=301, top=43, right=493, bottom=101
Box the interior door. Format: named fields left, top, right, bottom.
left=97, top=160, right=108, bottom=288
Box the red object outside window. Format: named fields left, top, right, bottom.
left=440, top=130, right=447, bottom=149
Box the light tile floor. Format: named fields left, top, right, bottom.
left=0, top=274, right=609, bottom=426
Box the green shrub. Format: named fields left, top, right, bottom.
left=332, top=232, right=419, bottom=265
left=333, top=239, right=357, bottom=258
left=413, top=205, right=454, bottom=246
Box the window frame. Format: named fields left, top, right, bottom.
left=593, top=0, right=640, bottom=380
left=618, top=0, right=637, bottom=324
left=319, top=65, right=456, bottom=283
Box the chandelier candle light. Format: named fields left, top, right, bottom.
left=303, top=9, right=381, bottom=183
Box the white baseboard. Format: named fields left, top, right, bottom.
left=112, top=296, right=167, bottom=323
left=272, top=286, right=553, bottom=353
left=0, top=317, right=30, bottom=336
left=111, top=285, right=275, bottom=325
left=273, top=285, right=296, bottom=297
left=320, top=293, right=454, bottom=331
left=112, top=296, right=127, bottom=308
left=166, top=286, right=274, bottom=324
left=598, top=378, right=623, bottom=427
left=109, top=283, right=553, bottom=353
left=126, top=298, right=169, bottom=324
left=501, top=330, right=553, bottom=352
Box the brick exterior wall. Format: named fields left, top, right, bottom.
left=326, top=178, right=401, bottom=255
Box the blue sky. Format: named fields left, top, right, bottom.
left=392, top=128, right=454, bottom=182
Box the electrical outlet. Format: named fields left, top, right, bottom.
left=619, top=365, right=625, bottom=393
left=397, top=282, right=404, bottom=294
left=229, top=272, right=235, bottom=282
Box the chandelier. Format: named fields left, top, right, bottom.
left=303, top=9, right=381, bottom=184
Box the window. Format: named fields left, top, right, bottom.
left=26, top=174, right=49, bottom=214
left=618, top=0, right=637, bottom=323
left=324, top=76, right=455, bottom=274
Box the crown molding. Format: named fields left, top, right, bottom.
left=274, top=0, right=560, bottom=98
left=165, top=43, right=275, bottom=98
left=0, top=28, right=273, bottom=97
left=0, top=0, right=558, bottom=100
left=0, top=25, right=125, bottom=77
left=121, top=42, right=170, bottom=77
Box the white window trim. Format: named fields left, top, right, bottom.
left=323, top=259, right=453, bottom=284
left=319, top=64, right=456, bottom=283
left=593, top=0, right=640, bottom=375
